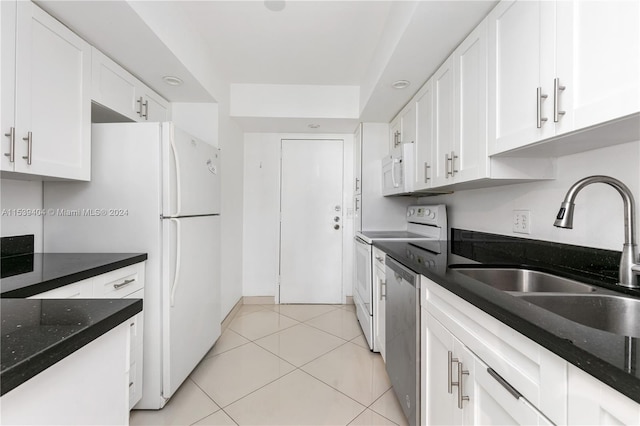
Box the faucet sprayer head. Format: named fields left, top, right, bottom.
left=554, top=201, right=575, bottom=228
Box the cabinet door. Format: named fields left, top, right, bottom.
left=124, top=289, right=144, bottom=409
left=91, top=48, right=139, bottom=122
left=1, top=0, right=16, bottom=172
left=431, top=57, right=455, bottom=187
left=556, top=0, right=640, bottom=134
left=14, top=2, right=91, bottom=180
left=424, top=312, right=457, bottom=425
left=402, top=102, right=416, bottom=147
left=488, top=0, right=552, bottom=155
left=414, top=79, right=434, bottom=190
left=568, top=364, right=640, bottom=425
left=138, top=84, right=170, bottom=122
left=453, top=19, right=488, bottom=183
left=389, top=116, right=401, bottom=157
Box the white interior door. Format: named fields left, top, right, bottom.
left=280, top=139, right=343, bottom=304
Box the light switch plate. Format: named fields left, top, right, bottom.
left=513, top=210, right=531, bottom=234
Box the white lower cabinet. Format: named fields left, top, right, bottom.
left=0, top=321, right=130, bottom=426
left=568, top=364, right=640, bottom=425
left=28, top=261, right=145, bottom=410
left=424, top=311, right=551, bottom=425
left=421, top=275, right=565, bottom=425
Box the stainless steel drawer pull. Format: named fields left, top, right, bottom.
left=448, top=351, right=458, bottom=394
left=424, top=163, right=431, bottom=182
left=457, top=361, right=469, bottom=409
left=380, top=278, right=386, bottom=300
left=553, top=77, right=566, bottom=123
left=487, top=368, right=521, bottom=400
left=375, top=256, right=384, bottom=262
left=536, top=87, right=548, bottom=128
left=22, top=132, right=32, bottom=165
left=136, top=97, right=144, bottom=116
left=113, top=278, right=135, bottom=289
left=4, top=127, right=15, bottom=162
left=142, top=100, right=149, bottom=120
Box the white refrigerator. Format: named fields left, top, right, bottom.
left=43, top=122, right=221, bottom=409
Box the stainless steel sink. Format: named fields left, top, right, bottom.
left=452, top=267, right=598, bottom=293
left=516, top=294, right=640, bottom=338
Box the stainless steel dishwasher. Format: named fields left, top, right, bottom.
left=385, top=256, right=420, bottom=426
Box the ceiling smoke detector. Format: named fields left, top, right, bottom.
left=162, top=76, right=183, bottom=86
left=392, top=80, right=411, bottom=89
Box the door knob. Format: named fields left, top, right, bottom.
left=334, top=224, right=340, bottom=230
left=334, top=216, right=340, bottom=222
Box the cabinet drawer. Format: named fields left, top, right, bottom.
left=27, top=278, right=93, bottom=299
left=93, top=263, right=144, bottom=298
left=373, top=247, right=386, bottom=269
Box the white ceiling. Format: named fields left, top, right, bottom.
left=38, top=0, right=498, bottom=132
left=178, top=1, right=393, bottom=85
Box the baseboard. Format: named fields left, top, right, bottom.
left=243, top=296, right=275, bottom=305
left=221, top=297, right=243, bottom=332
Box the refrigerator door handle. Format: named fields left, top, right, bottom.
left=169, top=218, right=181, bottom=306
left=170, top=131, right=182, bottom=217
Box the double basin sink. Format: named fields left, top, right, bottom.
left=452, top=267, right=640, bottom=338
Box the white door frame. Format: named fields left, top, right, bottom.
left=277, top=138, right=347, bottom=304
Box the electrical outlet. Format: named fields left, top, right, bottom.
left=513, top=210, right=531, bottom=234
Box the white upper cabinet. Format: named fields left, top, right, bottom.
left=92, top=47, right=170, bottom=123
left=489, top=0, right=640, bottom=156
left=555, top=0, right=640, bottom=132
left=431, top=56, right=455, bottom=187
left=2, top=1, right=91, bottom=180
left=414, top=79, right=434, bottom=190
left=354, top=123, right=362, bottom=196
left=452, top=19, right=488, bottom=184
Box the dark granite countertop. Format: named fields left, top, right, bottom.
left=1, top=298, right=142, bottom=395
left=1, top=253, right=148, bottom=298
left=373, top=229, right=640, bottom=405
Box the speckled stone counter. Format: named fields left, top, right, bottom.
left=1, top=253, right=148, bottom=298
left=373, top=228, right=640, bottom=404
left=1, top=298, right=142, bottom=395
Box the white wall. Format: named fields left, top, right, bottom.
left=171, top=103, right=219, bottom=147
left=419, top=141, right=640, bottom=251
left=243, top=132, right=354, bottom=301
left=0, top=179, right=44, bottom=251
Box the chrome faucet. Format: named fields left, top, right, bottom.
left=554, top=175, right=640, bottom=288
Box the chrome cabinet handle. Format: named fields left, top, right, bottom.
left=446, top=152, right=458, bottom=178
left=142, top=100, right=149, bottom=120
left=424, top=163, right=431, bottom=182
left=136, top=97, right=144, bottom=116
left=113, top=278, right=135, bottom=289
left=4, top=127, right=15, bottom=162
left=355, top=177, right=360, bottom=191
left=448, top=351, right=459, bottom=393
left=457, top=361, right=469, bottom=409
left=380, top=278, right=386, bottom=300
left=375, top=255, right=384, bottom=262
left=394, top=130, right=402, bottom=147
left=22, top=132, right=32, bottom=165
left=536, top=87, right=548, bottom=128
left=553, top=77, right=566, bottom=123
left=355, top=197, right=360, bottom=211
left=487, top=368, right=521, bottom=400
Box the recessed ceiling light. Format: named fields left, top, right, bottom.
left=162, top=76, right=183, bottom=86
left=308, top=124, right=320, bottom=129
left=264, top=1, right=286, bottom=12
left=392, top=80, right=411, bottom=89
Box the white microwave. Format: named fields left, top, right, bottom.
left=382, top=143, right=414, bottom=196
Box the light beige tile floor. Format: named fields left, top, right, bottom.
left=130, top=304, right=408, bottom=426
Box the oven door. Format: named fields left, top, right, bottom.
left=354, top=237, right=372, bottom=316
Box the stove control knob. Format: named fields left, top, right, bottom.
left=424, top=209, right=431, bottom=217
left=407, top=208, right=415, bottom=217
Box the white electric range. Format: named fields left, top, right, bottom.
left=353, top=204, right=447, bottom=352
